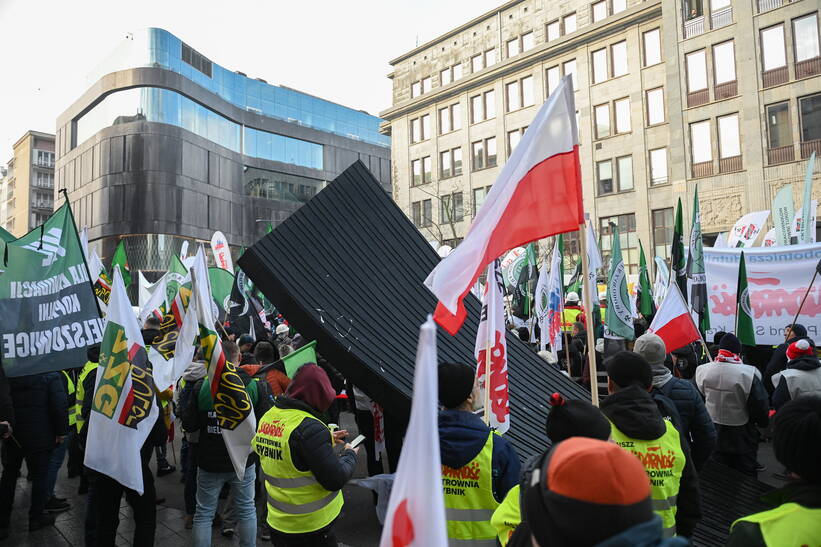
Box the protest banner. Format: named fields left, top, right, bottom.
left=0, top=203, right=104, bottom=377
left=703, top=243, right=821, bottom=345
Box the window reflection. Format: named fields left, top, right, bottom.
left=244, top=165, right=323, bottom=203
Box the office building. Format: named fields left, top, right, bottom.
left=380, top=0, right=820, bottom=272
left=2, top=131, right=56, bottom=237
left=55, top=28, right=390, bottom=272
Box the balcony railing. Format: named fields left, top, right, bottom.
left=719, top=155, right=743, bottom=173
left=711, top=6, right=733, bottom=29
left=800, top=139, right=821, bottom=159
left=714, top=80, right=738, bottom=100
left=757, top=0, right=783, bottom=12
left=32, top=201, right=53, bottom=210
left=692, top=161, right=713, bottom=178
left=762, top=66, right=789, bottom=88
left=34, top=160, right=54, bottom=168
left=684, top=16, right=705, bottom=39
left=796, top=56, right=821, bottom=80
left=687, top=89, right=710, bottom=108
left=767, top=144, right=795, bottom=165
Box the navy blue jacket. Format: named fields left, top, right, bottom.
left=771, top=355, right=821, bottom=410
left=438, top=409, right=520, bottom=503
left=7, top=372, right=68, bottom=452
left=653, top=377, right=717, bottom=470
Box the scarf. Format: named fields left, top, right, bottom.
left=652, top=368, right=673, bottom=388
left=715, top=349, right=743, bottom=364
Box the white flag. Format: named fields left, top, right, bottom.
left=762, top=229, right=777, bottom=247
left=79, top=227, right=89, bottom=263
left=84, top=266, right=160, bottom=494
left=790, top=200, right=818, bottom=244
left=727, top=211, right=771, bottom=248
left=379, top=317, right=447, bottom=547
left=474, top=261, right=510, bottom=434
left=210, top=231, right=233, bottom=272
left=713, top=232, right=729, bottom=248
left=138, top=275, right=168, bottom=326
left=585, top=220, right=603, bottom=305
left=534, top=256, right=550, bottom=351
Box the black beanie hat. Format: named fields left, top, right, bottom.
left=605, top=351, right=652, bottom=389
left=719, top=333, right=742, bottom=354
left=545, top=393, right=611, bottom=443
left=773, top=396, right=821, bottom=484
left=788, top=323, right=808, bottom=338
left=438, top=362, right=475, bottom=409
left=87, top=344, right=101, bottom=364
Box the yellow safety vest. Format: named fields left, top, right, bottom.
left=491, top=484, right=520, bottom=547
left=75, top=361, right=98, bottom=433
left=561, top=307, right=584, bottom=332
left=61, top=371, right=77, bottom=427
left=254, top=407, right=344, bottom=534
left=610, top=420, right=684, bottom=538
left=732, top=502, right=821, bottom=545
left=442, top=431, right=498, bottom=546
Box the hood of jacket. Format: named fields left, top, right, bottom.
left=600, top=385, right=666, bottom=440
left=787, top=355, right=821, bottom=371
left=182, top=361, right=207, bottom=381
left=438, top=409, right=491, bottom=469
left=286, top=364, right=335, bottom=412
left=596, top=515, right=689, bottom=547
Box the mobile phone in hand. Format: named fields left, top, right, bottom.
left=349, top=434, right=366, bottom=449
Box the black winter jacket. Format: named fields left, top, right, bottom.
left=726, top=483, right=821, bottom=547
left=7, top=372, right=68, bottom=452
left=771, top=355, right=821, bottom=410
left=268, top=396, right=357, bottom=492
left=600, top=385, right=702, bottom=538
left=0, top=361, right=14, bottom=428
left=653, top=378, right=717, bottom=470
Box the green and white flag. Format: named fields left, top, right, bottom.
left=512, top=243, right=538, bottom=318
left=687, top=185, right=710, bottom=332
left=735, top=251, right=755, bottom=346
left=165, top=254, right=188, bottom=304
left=637, top=241, right=655, bottom=317
left=208, top=266, right=235, bottom=315
left=773, top=185, right=795, bottom=247
left=671, top=198, right=687, bottom=302
left=111, top=239, right=131, bottom=289
left=0, top=203, right=104, bottom=377
left=605, top=226, right=634, bottom=340
left=799, top=152, right=816, bottom=245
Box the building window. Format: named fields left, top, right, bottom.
left=471, top=53, right=484, bottom=73
left=507, top=127, right=527, bottom=156
left=646, top=88, right=665, bottom=125
left=684, top=0, right=703, bottom=20
left=506, top=37, right=520, bottom=58
left=411, top=157, right=432, bottom=186
left=611, top=41, right=628, bottom=77
left=597, top=159, right=614, bottom=194
left=617, top=156, right=634, bottom=190
left=643, top=29, right=661, bottom=66
left=423, top=156, right=433, bottom=183
left=422, top=77, right=432, bottom=94
left=411, top=81, right=421, bottom=98
left=563, top=59, right=578, bottom=90
left=761, top=24, right=787, bottom=72
left=652, top=208, right=674, bottom=260
left=767, top=102, right=792, bottom=150
left=440, top=192, right=464, bottom=224
left=615, top=97, right=631, bottom=133
left=546, top=66, right=561, bottom=96
left=592, top=48, right=608, bottom=83
left=799, top=93, right=821, bottom=156
left=439, top=103, right=461, bottom=134
left=713, top=41, right=737, bottom=85
left=453, top=64, right=463, bottom=81
left=613, top=0, right=627, bottom=14
left=592, top=0, right=608, bottom=22
left=440, top=68, right=452, bottom=86
left=564, top=13, right=577, bottom=34
left=440, top=147, right=463, bottom=178
left=485, top=49, right=497, bottom=67
left=594, top=103, right=611, bottom=139
left=649, top=148, right=668, bottom=185
left=472, top=137, right=497, bottom=170
left=472, top=185, right=494, bottom=212
left=522, top=31, right=535, bottom=51
left=412, top=199, right=433, bottom=228
left=690, top=120, right=713, bottom=163
left=505, top=76, right=534, bottom=112
left=181, top=42, right=212, bottom=77
left=686, top=50, right=708, bottom=92
left=471, top=89, right=496, bottom=123
left=793, top=13, right=820, bottom=63
left=411, top=115, right=430, bottom=142
left=422, top=114, right=431, bottom=140
left=547, top=21, right=561, bottom=41
left=600, top=214, right=638, bottom=274
left=411, top=159, right=422, bottom=186
left=718, top=114, right=741, bottom=158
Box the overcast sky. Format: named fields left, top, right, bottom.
left=0, top=0, right=503, bottom=160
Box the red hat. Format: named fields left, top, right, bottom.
left=786, top=339, right=814, bottom=361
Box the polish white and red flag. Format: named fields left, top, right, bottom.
left=474, top=260, right=510, bottom=434
left=648, top=279, right=701, bottom=352
left=379, top=317, right=447, bottom=547
left=425, top=76, right=583, bottom=335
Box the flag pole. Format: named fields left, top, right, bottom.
left=483, top=264, right=493, bottom=426
left=579, top=221, right=600, bottom=406
left=788, top=266, right=820, bottom=337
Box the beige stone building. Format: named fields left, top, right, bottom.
left=3, top=131, right=55, bottom=236
left=380, top=0, right=821, bottom=273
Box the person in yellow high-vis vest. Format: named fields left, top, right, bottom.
left=74, top=345, right=100, bottom=495
left=437, top=362, right=520, bottom=546
left=727, top=396, right=821, bottom=546
left=600, top=351, right=701, bottom=540
left=254, top=363, right=359, bottom=547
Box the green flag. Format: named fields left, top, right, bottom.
left=112, top=239, right=131, bottom=288
left=799, top=152, right=816, bottom=244
left=687, top=185, right=710, bottom=332
left=773, top=185, right=794, bottom=247
left=165, top=254, right=189, bottom=305
left=564, top=262, right=581, bottom=296
left=638, top=241, right=655, bottom=317
left=671, top=198, right=687, bottom=302
left=208, top=267, right=235, bottom=313
left=735, top=251, right=755, bottom=346
left=0, top=203, right=104, bottom=376
left=512, top=243, right=538, bottom=318
left=266, top=222, right=274, bottom=234
left=605, top=226, right=634, bottom=340
left=282, top=340, right=318, bottom=378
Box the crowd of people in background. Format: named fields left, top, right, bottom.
left=0, top=295, right=819, bottom=546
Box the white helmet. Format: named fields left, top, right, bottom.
left=566, top=291, right=580, bottom=304
left=275, top=324, right=289, bottom=336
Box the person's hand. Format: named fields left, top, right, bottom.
left=332, top=429, right=348, bottom=445
left=55, top=435, right=65, bottom=445
left=0, top=421, right=11, bottom=439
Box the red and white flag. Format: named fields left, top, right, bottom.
left=648, top=279, right=701, bottom=353
left=379, top=317, right=447, bottom=547
left=425, top=76, right=583, bottom=335
left=474, top=260, right=510, bottom=433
